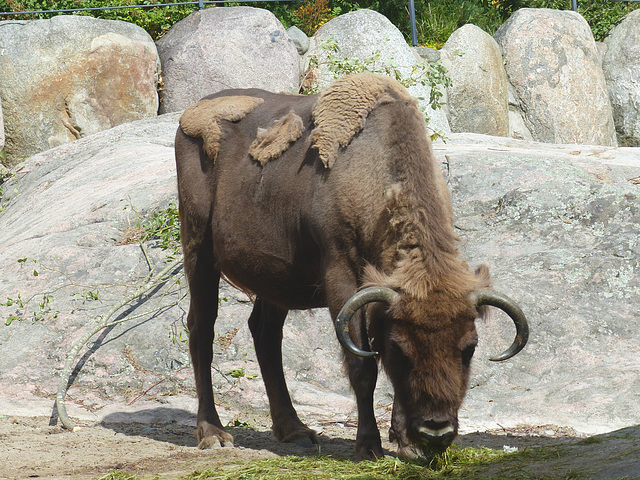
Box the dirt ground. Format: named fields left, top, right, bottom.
left=1, top=411, right=639, bottom=480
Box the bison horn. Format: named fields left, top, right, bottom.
left=473, top=289, right=530, bottom=362
left=335, top=286, right=399, bottom=357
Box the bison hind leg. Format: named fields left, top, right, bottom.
left=248, top=298, right=319, bottom=448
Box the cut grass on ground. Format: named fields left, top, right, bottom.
left=95, top=439, right=638, bottom=480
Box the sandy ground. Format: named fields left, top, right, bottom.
left=1, top=405, right=639, bottom=480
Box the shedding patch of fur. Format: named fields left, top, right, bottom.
left=311, top=73, right=414, bottom=168
left=249, top=110, right=304, bottom=165
left=180, top=95, right=264, bottom=162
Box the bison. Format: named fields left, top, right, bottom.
left=174, top=73, right=529, bottom=460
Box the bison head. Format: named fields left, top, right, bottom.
left=334, top=283, right=529, bottom=459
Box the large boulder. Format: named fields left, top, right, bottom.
left=0, top=15, right=160, bottom=167
left=157, top=7, right=300, bottom=114
left=437, top=134, right=640, bottom=433
left=0, top=97, right=4, bottom=153
left=603, top=10, right=640, bottom=147
left=304, top=9, right=451, bottom=136
left=441, top=24, right=509, bottom=136
left=494, top=9, right=617, bottom=146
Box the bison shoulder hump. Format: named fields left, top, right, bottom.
left=179, top=95, right=265, bottom=162
left=310, top=73, right=415, bottom=169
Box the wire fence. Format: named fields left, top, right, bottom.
left=0, top=0, right=296, bottom=17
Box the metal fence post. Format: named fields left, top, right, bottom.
left=198, top=0, right=204, bottom=9
left=408, top=0, right=417, bottom=47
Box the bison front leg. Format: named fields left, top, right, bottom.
left=249, top=298, right=318, bottom=446
left=346, top=351, right=383, bottom=460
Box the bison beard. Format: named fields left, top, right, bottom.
left=175, top=73, right=529, bottom=461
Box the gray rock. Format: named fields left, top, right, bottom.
left=495, top=8, right=617, bottom=146
left=287, top=25, right=310, bottom=55
left=0, top=15, right=160, bottom=167
left=0, top=115, right=638, bottom=437
left=0, top=96, right=4, bottom=152
left=304, top=9, right=451, bottom=136
left=507, top=83, right=534, bottom=141
left=434, top=134, right=640, bottom=434
left=441, top=24, right=509, bottom=136
left=157, top=7, right=300, bottom=113
left=414, top=46, right=440, bottom=63
left=603, top=10, right=640, bottom=147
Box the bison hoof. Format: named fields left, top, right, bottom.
left=276, top=426, right=319, bottom=447
left=292, top=435, right=318, bottom=449
left=196, top=424, right=234, bottom=449
left=355, top=447, right=384, bottom=461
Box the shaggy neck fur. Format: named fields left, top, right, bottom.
left=359, top=78, right=479, bottom=301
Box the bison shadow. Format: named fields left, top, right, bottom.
left=96, top=407, right=640, bottom=471
left=99, top=407, right=394, bottom=459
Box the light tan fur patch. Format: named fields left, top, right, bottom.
left=249, top=110, right=304, bottom=165
left=310, top=73, right=414, bottom=168
left=180, top=95, right=264, bottom=162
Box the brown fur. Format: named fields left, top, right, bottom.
left=179, top=95, right=264, bottom=162
left=249, top=110, right=305, bottom=165
left=311, top=73, right=414, bottom=168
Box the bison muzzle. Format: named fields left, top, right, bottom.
left=174, top=73, right=529, bottom=460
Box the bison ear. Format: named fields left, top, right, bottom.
left=474, top=264, right=491, bottom=289
left=311, top=73, right=401, bottom=168
left=249, top=110, right=304, bottom=165
left=180, top=95, right=264, bottom=162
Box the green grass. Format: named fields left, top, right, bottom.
left=92, top=437, right=640, bottom=480
left=91, top=446, right=515, bottom=480
left=184, top=450, right=505, bottom=480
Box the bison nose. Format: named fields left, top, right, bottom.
left=415, top=419, right=456, bottom=447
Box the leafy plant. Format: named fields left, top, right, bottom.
left=291, top=0, right=337, bottom=36
left=0, top=0, right=196, bottom=39
left=120, top=199, right=181, bottom=254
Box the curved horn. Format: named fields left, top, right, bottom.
left=473, top=289, right=530, bottom=362
left=335, top=286, right=399, bottom=357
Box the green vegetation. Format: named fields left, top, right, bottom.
left=0, top=0, right=195, bottom=39
left=89, top=431, right=640, bottom=480
left=527, top=0, right=639, bottom=40
left=2, top=0, right=637, bottom=44
left=121, top=200, right=181, bottom=253
left=88, top=438, right=634, bottom=480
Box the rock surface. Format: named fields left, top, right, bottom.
left=156, top=7, right=300, bottom=113
left=0, top=114, right=638, bottom=440
left=304, top=9, right=451, bottom=136
left=0, top=15, right=160, bottom=167
left=495, top=8, right=617, bottom=146
left=0, top=97, right=4, bottom=152
left=287, top=25, right=310, bottom=55
left=441, top=24, right=509, bottom=136
left=603, top=9, right=640, bottom=147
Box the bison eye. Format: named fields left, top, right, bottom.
left=389, top=340, right=413, bottom=368
left=461, top=344, right=476, bottom=366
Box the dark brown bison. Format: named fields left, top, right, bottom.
left=175, top=73, right=529, bottom=460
